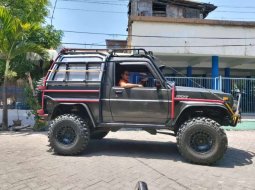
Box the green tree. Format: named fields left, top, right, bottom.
left=0, top=6, right=45, bottom=130
left=0, top=0, right=49, bottom=23
left=0, top=0, right=63, bottom=82
left=0, top=0, right=63, bottom=49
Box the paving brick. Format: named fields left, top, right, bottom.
left=0, top=131, right=255, bottom=190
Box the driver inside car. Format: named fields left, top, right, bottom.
left=118, top=70, right=148, bottom=88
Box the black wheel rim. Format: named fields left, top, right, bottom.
left=190, top=131, right=214, bottom=153
left=56, top=125, right=76, bottom=145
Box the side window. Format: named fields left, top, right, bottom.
left=87, top=63, right=103, bottom=81
left=69, top=64, right=85, bottom=81
left=51, top=62, right=104, bottom=82
left=115, top=63, right=156, bottom=88
left=54, top=65, right=66, bottom=81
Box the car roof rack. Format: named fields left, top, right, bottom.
left=109, top=48, right=150, bottom=56
left=58, top=48, right=154, bottom=60
left=59, top=48, right=109, bottom=57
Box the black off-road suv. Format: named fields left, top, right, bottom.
left=37, top=48, right=241, bottom=165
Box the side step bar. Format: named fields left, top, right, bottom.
left=98, top=122, right=166, bottom=129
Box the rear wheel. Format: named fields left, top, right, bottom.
left=48, top=114, right=90, bottom=155
left=177, top=117, right=228, bottom=165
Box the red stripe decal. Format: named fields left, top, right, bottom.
left=171, top=85, right=175, bottom=120
left=43, top=90, right=99, bottom=93
left=175, top=98, right=224, bottom=104
left=53, top=99, right=99, bottom=103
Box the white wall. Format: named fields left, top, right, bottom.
left=130, top=20, right=255, bottom=57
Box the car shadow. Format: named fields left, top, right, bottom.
left=86, top=138, right=183, bottom=162
left=215, top=147, right=255, bottom=168
left=0, top=131, right=48, bottom=136
left=78, top=138, right=254, bottom=168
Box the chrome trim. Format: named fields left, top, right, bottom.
left=45, top=96, right=98, bottom=102
left=179, top=101, right=223, bottom=105
left=112, top=87, right=169, bottom=91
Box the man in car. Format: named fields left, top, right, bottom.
left=119, top=70, right=146, bottom=88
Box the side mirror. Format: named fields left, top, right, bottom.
left=159, top=65, right=165, bottom=71
left=154, top=79, right=161, bottom=89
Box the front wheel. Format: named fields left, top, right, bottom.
left=177, top=117, right=228, bottom=165
left=48, top=114, right=90, bottom=155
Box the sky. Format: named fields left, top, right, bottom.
left=45, top=0, right=255, bottom=48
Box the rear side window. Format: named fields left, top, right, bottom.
left=86, top=64, right=102, bottom=81
left=53, top=65, right=66, bottom=81
left=68, top=64, right=85, bottom=81
left=50, top=62, right=104, bottom=82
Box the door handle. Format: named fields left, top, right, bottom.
left=115, top=90, right=123, bottom=94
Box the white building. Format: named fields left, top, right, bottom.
left=127, top=0, right=255, bottom=78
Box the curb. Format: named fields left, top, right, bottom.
left=224, top=120, right=255, bottom=131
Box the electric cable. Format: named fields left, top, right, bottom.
left=62, top=42, right=255, bottom=48
left=51, top=0, right=58, bottom=26
left=62, top=30, right=255, bottom=40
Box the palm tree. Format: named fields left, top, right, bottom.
left=0, top=6, right=45, bottom=130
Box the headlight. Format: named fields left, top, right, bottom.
left=223, top=95, right=234, bottom=108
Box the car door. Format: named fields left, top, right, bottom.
left=109, top=62, right=169, bottom=124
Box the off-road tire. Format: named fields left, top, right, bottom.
left=48, top=114, right=90, bottom=155
left=90, top=131, right=109, bottom=140
left=177, top=117, right=228, bottom=165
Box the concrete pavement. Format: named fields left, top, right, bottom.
left=0, top=130, right=254, bottom=190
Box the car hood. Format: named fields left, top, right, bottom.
left=175, top=86, right=233, bottom=104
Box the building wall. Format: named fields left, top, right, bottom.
left=129, top=17, right=255, bottom=57
left=106, top=40, right=127, bottom=49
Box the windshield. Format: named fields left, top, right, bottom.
left=160, top=66, right=174, bottom=78
left=151, top=57, right=167, bottom=82
left=153, top=59, right=173, bottom=77
left=152, top=60, right=176, bottom=86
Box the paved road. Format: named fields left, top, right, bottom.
left=0, top=130, right=254, bottom=190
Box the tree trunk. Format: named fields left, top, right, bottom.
left=2, top=59, right=10, bottom=130
left=26, top=72, right=35, bottom=95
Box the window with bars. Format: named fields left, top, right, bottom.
left=152, top=3, right=166, bottom=17
left=50, top=62, right=104, bottom=82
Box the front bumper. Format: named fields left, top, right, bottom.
left=227, top=93, right=241, bottom=127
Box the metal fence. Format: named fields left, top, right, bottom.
left=166, top=77, right=215, bottom=89
left=0, top=86, right=27, bottom=109
left=221, top=77, right=255, bottom=114
left=166, top=77, right=255, bottom=114
left=2, top=77, right=255, bottom=114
